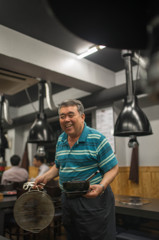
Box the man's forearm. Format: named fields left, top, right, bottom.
left=100, top=164, right=119, bottom=189
left=43, top=164, right=59, bottom=181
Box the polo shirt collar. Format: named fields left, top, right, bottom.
left=61, top=122, right=89, bottom=143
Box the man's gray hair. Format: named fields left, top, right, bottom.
left=58, top=99, right=85, bottom=115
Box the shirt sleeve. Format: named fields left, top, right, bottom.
left=37, top=165, right=50, bottom=177
left=97, top=135, right=118, bottom=174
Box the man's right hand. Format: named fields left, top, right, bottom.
left=34, top=164, right=59, bottom=187
left=34, top=174, right=48, bottom=186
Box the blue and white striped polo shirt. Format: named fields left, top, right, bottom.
left=55, top=123, right=118, bottom=190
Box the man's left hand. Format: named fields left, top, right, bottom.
left=83, top=184, right=104, bottom=198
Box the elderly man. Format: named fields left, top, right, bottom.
left=35, top=99, right=119, bottom=240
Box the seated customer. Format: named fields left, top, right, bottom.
left=31, top=155, right=50, bottom=181
left=1, top=154, right=28, bottom=185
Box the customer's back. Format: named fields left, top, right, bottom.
left=1, top=154, right=29, bottom=185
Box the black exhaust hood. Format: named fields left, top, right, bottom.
left=27, top=80, right=54, bottom=144
left=114, top=50, right=153, bottom=137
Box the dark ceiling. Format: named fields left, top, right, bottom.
left=0, top=0, right=156, bottom=132
left=0, top=0, right=125, bottom=72
left=0, top=0, right=140, bottom=108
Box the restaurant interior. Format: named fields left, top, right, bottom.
left=0, top=1, right=159, bottom=240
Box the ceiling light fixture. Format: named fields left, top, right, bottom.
left=36, top=145, right=46, bottom=157
left=77, top=45, right=106, bottom=59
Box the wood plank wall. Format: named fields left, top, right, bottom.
left=110, top=166, right=159, bottom=199
left=6, top=166, right=159, bottom=199
left=29, top=166, right=159, bottom=199
left=29, top=166, right=38, bottom=179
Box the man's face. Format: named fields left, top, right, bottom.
left=59, top=105, right=85, bottom=138
left=33, top=158, right=40, bottom=168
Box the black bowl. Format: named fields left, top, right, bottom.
left=63, top=180, right=90, bottom=192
